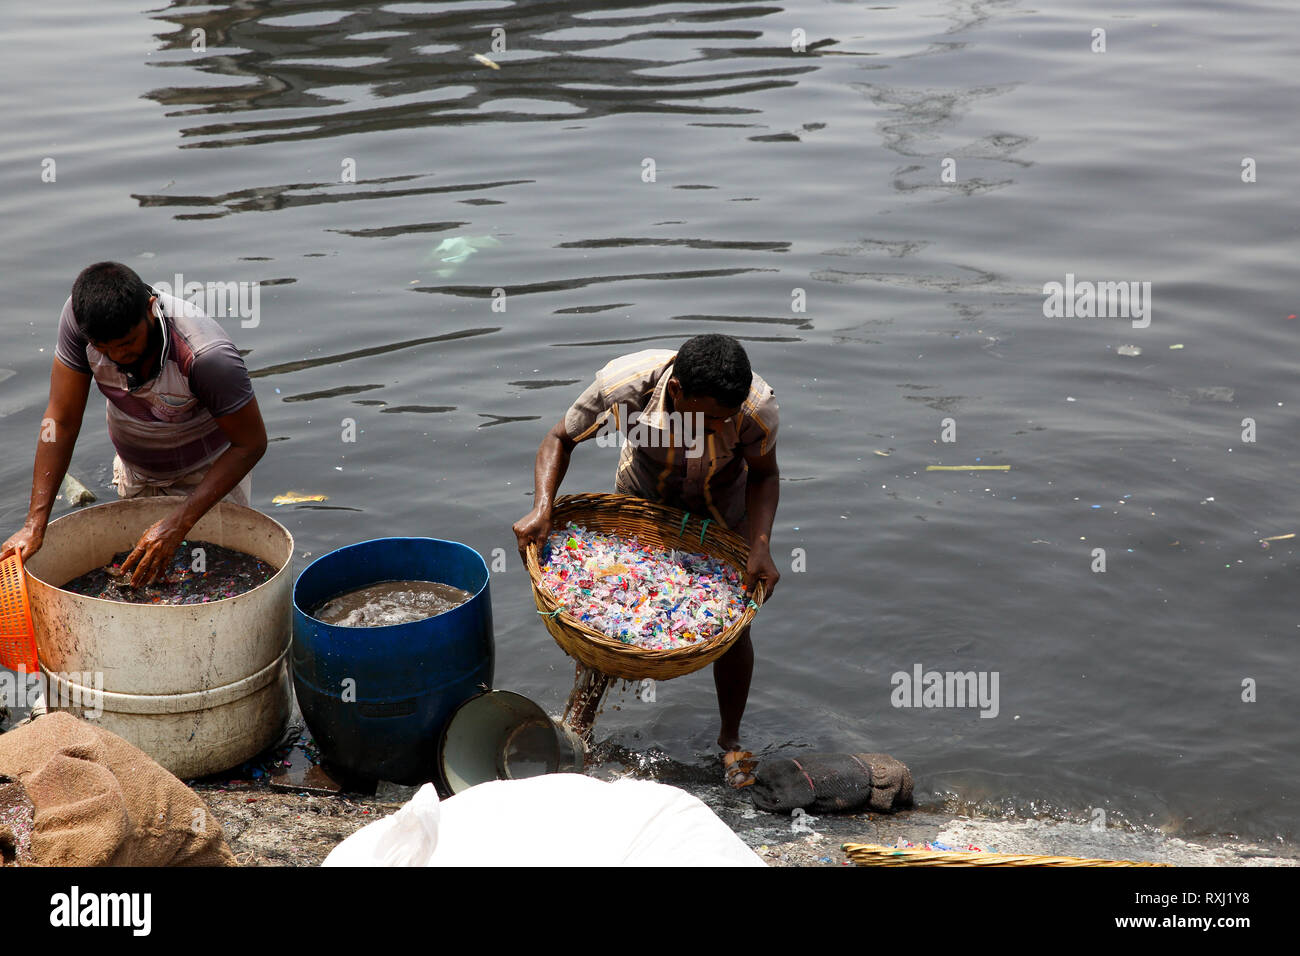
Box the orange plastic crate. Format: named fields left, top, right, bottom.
left=0, top=552, right=39, bottom=673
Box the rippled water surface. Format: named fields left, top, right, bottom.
left=2, top=1, right=1297, bottom=845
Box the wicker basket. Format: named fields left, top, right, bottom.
left=525, top=493, right=764, bottom=681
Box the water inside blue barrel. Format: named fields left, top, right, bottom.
left=311, top=580, right=471, bottom=628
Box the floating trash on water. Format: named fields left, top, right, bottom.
left=428, top=235, right=502, bottom=278
left=471, top=53, right=501, bottom=70
left=873, top=449, right=891, bottom=457
left=1259, top=532, right=1294, bottom=550
left=272, top=491, right=329, bottom=505
left=1170, top=386, right=1234, bottom=404
left=59, top=473, right=96, bottom=507
left=926, top=464, right=1011, bottom=471
left=1116, top=344, right=1142, bottom=356
left=1170, top=343, right=1185, bottom=349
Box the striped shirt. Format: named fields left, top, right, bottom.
left=55, top=292, right=254, bottom=480
left=563, top=349, right=778, bottom=530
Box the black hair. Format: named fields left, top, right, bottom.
left=71, top=262, right=152, bottom=343
left=674, top=334, right=752, bottom=409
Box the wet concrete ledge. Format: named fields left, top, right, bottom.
left=198, top=770, right=1300, bottom=868
left=6, top=709, right=1293, bottom=867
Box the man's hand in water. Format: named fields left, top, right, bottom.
left=120, top=513, right=191, bottom=587
left=0, top=520, right=45, bottom=562
left=512, top=506, right=553, bottom=559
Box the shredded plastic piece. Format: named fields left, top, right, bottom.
left=892, top=838, right=989, bottom=852
left=538, top=523, right=747, bottom=650
left=60, top=541, right=275, bottom=605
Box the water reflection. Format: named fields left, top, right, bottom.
left=249, top=326, right=500, bottom=378
left=133, top=175, right=530, bottom=220
left=144, top=0, right=819, bottom=150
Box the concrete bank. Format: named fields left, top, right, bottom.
left=7, top=707, right=1290, bottom=867
left=198, top=757, right=1299, bottom=868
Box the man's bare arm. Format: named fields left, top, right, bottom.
left=175, top=397, right=267, bottom=530
left=742, top=447, right=780, bottom=597
left=512, top=419, right=578, bottom=553
left=120, top=397, right=267, bottom=586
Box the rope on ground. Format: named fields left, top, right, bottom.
left=842, top=843, right=1172, bottom=867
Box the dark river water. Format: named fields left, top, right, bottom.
left=1, top=1, right=1296, bottom=847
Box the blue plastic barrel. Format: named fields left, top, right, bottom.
left=291, top=538, right=493, bottom=785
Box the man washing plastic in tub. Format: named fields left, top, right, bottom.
left=512, top=334, right=781, bottom=789
left=1, top=262, right=266, bottom=587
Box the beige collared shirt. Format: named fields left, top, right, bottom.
left=563, top=349, right=779, bottom=530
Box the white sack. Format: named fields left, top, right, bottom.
left=323, top=772, right=764, bottom=867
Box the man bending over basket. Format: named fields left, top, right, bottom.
left=512, top=333, right=780, bottom=788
